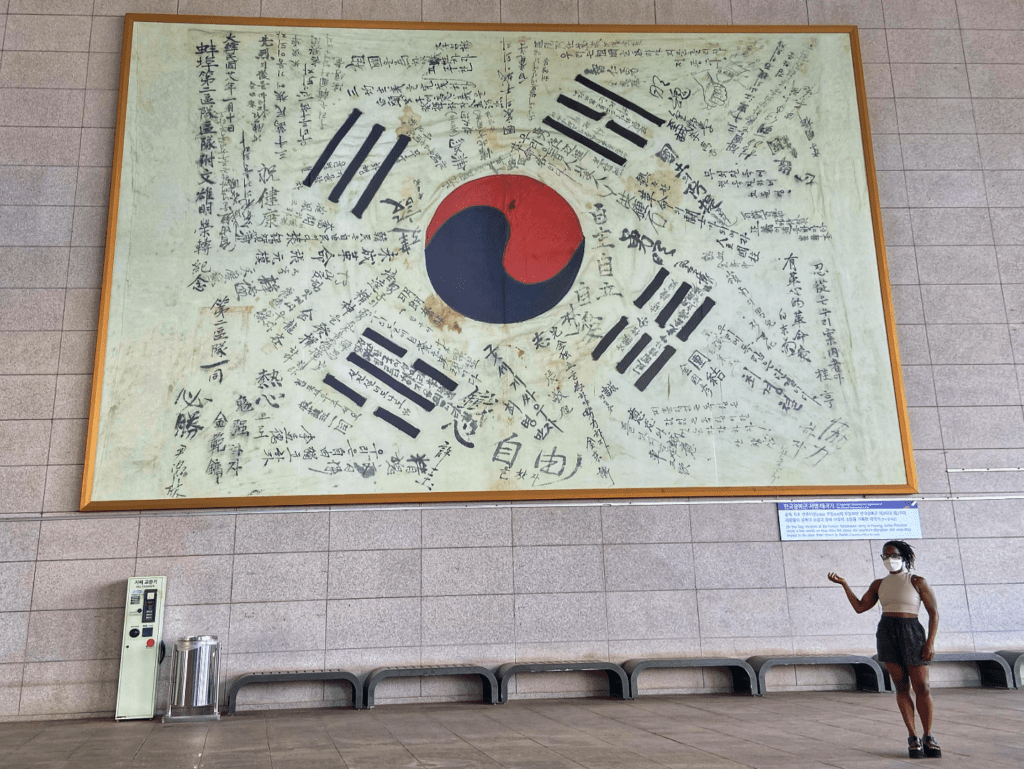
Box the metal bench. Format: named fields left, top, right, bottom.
left=873, top=652, right=1016, bottom=691
left=623, top=658, right=758, bottom=697
left=363, top=665, right=498, bottom=708
left=226, top=669, right=362, bottom=714
left=996, top=650, right=1024, bottom=688
left=747, top=655, right=886, bottom=695
left=495, top=661, right=629, bottom=703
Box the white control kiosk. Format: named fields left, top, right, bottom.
left=115, top=576, right=167, bottom=720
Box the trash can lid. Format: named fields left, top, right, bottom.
left=178, top=634, right=219, bottom=645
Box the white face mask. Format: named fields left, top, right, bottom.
left=883, top=556, right=904, bottom=573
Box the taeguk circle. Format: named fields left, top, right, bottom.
left=424, top=174, right=585, bottom=325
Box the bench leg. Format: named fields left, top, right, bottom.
left=729, top=667, right=756, bottom=696
left=853, top=664, right=883, bottom=693
left=977, top=660, right=1012, bottom=689
left=606, top=671, right=628, bottom=700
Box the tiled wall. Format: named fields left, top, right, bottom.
left=1, top=0, right=1024, bottom=719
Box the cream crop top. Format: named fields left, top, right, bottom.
left=878, top=571, right=922, bottom=614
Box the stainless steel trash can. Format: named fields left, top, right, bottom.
left=163, top=635, right=220, bottom=722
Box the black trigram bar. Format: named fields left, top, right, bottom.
left=362, top=327, right=407, bottom=358
left=655, top=282, right=693, bottom=328
left=606, top=119, right=647, bottom=148
left=323, top=373, right=366, bottom=407
left=352, top=134, right=411, bottom=219
left=635, top=268, right=669, bottom=309
left=373, top=407, right=420, bottom=438
left=303, top=109, right=361, bottom=187
left=413, top=359, right=458, bottom=392
left=592, top=315, right=629, bottom=361
left=543, top=117, right=626, bottom=167
left=329, top=124, right=385, bottom=204
left=635, top=346, right=676, bottom=392
left=677, top=297, right=716, bottom=342
left=557, top=94, right=605, bottom=120
left=575, top=74, right=666, bottom=126
left=616, top=333, right=652, bottom=374
left=347, top=352, right=436, bottom=412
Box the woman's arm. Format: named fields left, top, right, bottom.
left=913, top=575, right=939, bottom=661
left=827, top=573, right=881, bottom=613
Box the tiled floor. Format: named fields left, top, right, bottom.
left=0, top=689, right=1020, bottom=768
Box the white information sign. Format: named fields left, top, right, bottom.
left=777, top=500, right=921, bottom=541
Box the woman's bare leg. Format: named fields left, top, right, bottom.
left=886, top=662, right=917, bottom=735
left=908, top=665, right=933, bottom=735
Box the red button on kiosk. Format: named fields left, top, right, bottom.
left=146, top=639, right=155, bottom=648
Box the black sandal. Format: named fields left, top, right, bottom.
left=908, top=735, right=924, bottom=758
left=923, top=735, right=942, bottom=758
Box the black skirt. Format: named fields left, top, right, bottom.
left=876, top=615, right=928, bottom=668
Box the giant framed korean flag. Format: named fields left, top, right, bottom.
left=82, top=15, right=916, bottom=510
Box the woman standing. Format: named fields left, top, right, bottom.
left=828, top=540, right=941, bottom=759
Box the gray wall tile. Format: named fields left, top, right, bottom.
left=886, top=28, right=964, bottom=63
left=782, top=540, right=873, bottom=588
left=979, top=134, right=1024, bottom=169
left=40, top=462, right=79, bottom=511
left=0, top=247, right=68, bottom=288
left=137, top=514, right=235, bottom=556
left=694, top=542, right=786, bottom=589
left=0, top=89, right=84, bottom=127
left=45, top=421, right=84, bottom=462
left=0, top=51, right=88, bottom=88
left=514, top=593, right=607, bottom=643
left=906, top=171, right=988, bottom=208
left=603, top=544, right=694, bottom=591
left=36, top=516, right=137, bottom=560
left=19, top=658, right=119, bottom=715
left=892, top=64, right=969, bottom=98
left=330, top=507, right=420, bottom=550
left=969, top=63, right=1024, bottom=97
left=696, top=588, right=792, bottom=637
left=31, top=558, right=134, bottom=610
left=0, top=419, right=50, bottom=465
left=0, top=167, right=77, bottom=207
left=885, top=246, right=918, bottom=284
left=0, top=466, right=45, bottom=513
left=787, top=588, right=880, bottom=635
left=0, top=127, right=80, bottom=166
left=0, top=289, right=64, bottom=330
left=975, top=100, right=1024, bottom=134
left=0, top=520, right=39, bottom=561
left=53, top=374, right=91, bottom=418
left=602, top=504, right=690, bottom=543
left=422, top=547, right=512, bottom=596
left=135, top=555, right=233, bottom=605
left=925, top=286, right=1003, bottom=325
left=0, top=332, right=61, bottom=376
left=422, top=506, right=510, bottom=547
left=953, top=498, right=1024, bottom=537
left=932, top=365, right=1020, bottom=405
left=915, top=246, right=998, bottom=284
left=966, top=584, right=1024, bottom=630
left=231, top=552, right=328, bottom=603
left=0, top=613, right=29, bottom=665
left=327, top=597, right=419, bottom=649
left=328, top=549, right=420, bottom=599
left=928, top=325, right=1013, bottom=364
left=882, top=0, right=959, bottom=28
left=910, top=207, right=992, bottom=244
left=900, top=365, right=936, bottom=407
left=0, top=562, right=34, bottom=611
left=606, top=590, right=698, bottom=640
left=896, top=98, right=975, bottom=133
left=422, top=594, right=513, bottom=645
left=958, top=0, right=1024, bottom=29
left=939, top=405, right=1024, bottom=447
left=690, top=502, right=778, bottom=541
left=230, top=601, right=327, bottom=654
left=24, top=608, right=121, bottom=662
left=512, top=505, right=601, bottom=545
left=959, top=537, right=1024, bottom=583
left=513, top=545, right=604, bottom=593
left=909, top=406, right=943, bottom=449
left=235, top=511, right=329, bottom=553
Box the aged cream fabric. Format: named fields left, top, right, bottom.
left=90, top=22, right=908, bottom=504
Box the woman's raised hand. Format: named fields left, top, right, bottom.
left=827, top=572, right=847, bottom=585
